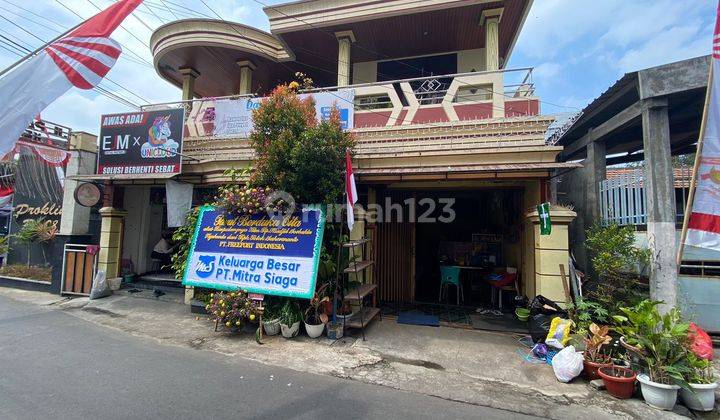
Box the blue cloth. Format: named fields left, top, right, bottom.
left=397, top=312, right=440, bottom=327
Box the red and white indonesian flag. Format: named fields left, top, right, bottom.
left=0, top=185, right=13, bottom=208
left=686, top=2, right=720, bottom=249
left=0, top=0, right=142, bottom=158
left=345, top=149, right=358, bottom=231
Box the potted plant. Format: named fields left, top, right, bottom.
left=206, top=291, right=259, bottom=332
left=262, top=303, right=281, bottom=336
left=680, top=353, right=717, bottom=412
left=614, top=300, right=691, bottom=411
left=336, top=301, right=354, bottom=320
left=304, top=284, right=329, bottom=338
left=279, top=299, right=302, bottom=339
left=582, top=323, right=613, bottom=380
left=598, top=365, right=637, bottom=399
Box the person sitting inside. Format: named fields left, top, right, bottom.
left=151, top=231, right=175, bottom=270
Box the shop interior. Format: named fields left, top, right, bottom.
left=380, top=188, right=528, bottom=331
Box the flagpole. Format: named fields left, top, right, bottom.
left=677, top=62, right=714, bottom=269
left=0, top=22, right=83, bottom=79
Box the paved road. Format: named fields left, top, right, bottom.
left=0, top=295, right=538, bottom=420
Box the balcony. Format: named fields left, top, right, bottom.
left=147, top=68, right=539, bottom=140
left=139, top=67, right=564, bottom=183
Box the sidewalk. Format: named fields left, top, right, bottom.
left=0, top=286, right=713, bottom=419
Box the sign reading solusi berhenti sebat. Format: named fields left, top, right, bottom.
left=97, top=108, right=185, bottom=175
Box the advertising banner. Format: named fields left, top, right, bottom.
left=213, top=90, right=354, bottom=138
left=182, top=205, right=326, bottom=299
left=97, top=108, right=185, bottom=175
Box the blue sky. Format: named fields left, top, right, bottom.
left=0, top=0, right=715, bottom=133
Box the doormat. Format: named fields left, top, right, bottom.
left=397, top=312, right=440, bottom=327
left=470, top=313, right=527, bottom=334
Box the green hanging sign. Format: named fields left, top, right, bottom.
left=537, top=202, right=552, bottom=235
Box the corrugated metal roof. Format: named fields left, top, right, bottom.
left=555, top=72, right=639, bottom=146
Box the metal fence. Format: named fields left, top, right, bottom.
left=599, top=166, right=691, bottom=226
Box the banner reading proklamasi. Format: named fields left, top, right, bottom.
left=182, top=206, right=326, bottom=299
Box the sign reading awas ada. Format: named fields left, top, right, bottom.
left=183, top=206, right=326, bottom=299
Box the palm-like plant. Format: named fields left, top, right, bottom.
left=613, top=300, right=691, bottom=386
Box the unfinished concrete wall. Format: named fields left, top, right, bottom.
left=556, top=166, right=589, bottom=271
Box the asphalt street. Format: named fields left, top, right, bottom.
left=0, top=295, right=539, bottom=420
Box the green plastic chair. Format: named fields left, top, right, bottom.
left=439, top=266, right=464, bottom=305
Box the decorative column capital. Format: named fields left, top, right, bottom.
left=480, top=7, right=503, bottom=26
left=236, top=60, right=257, bottom=71
left=178, top=66, right=200, bottom=79
left=99, top=207, right=128, bottom=218
left=525, top=207, right=577, bottom=225
left=335, top=30, right=356, bottom=43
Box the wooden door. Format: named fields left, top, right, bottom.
left=376, top=191, right=414, bottom=303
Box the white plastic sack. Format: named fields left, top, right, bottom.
left=89, top=270, right=112, bottom=300
left=552, top=346, right=583, bottom=383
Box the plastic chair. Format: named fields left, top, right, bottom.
left=490, top=267, right=518, bottom=310
left=439, top=266, right=464, bottom=305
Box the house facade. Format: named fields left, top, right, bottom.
left=90, top=0, right=579, bottom=309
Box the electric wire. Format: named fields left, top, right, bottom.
left=157, top=0, right=180, bottom=21
left=83, top=0, right=152, bottom=47
left=0, top=44, right=140, bottom=109
left=0, top=23, right=150, bottom=105
left=0, top=24, right=146, bottom=108
left=53, top=0, right=154, bottom=68
left=143, top=1, right=168, bottom=25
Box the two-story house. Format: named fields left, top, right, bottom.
left=90, top=0, right=580, bottom=316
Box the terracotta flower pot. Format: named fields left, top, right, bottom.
left=598, top=366, right=637, bottom=399
left=583, top=354, right=613, bottom=381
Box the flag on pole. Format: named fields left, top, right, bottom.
left=345, top=149, right=357, bottom=232
left=0, top=0, right=142, bottom=158
left=684, top=2, right=720, bottom=250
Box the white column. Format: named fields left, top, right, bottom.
left=237, top=60, right=256, bottom=95
left=178, top=67, right=200, bottom=101
left=335, top=31, right=356, bottom=87
left=481, top=8, right=503, bottom=71
left=60, top=132, right=97, bottom=235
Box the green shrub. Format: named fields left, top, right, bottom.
left=585, top=223, right=649, bottom=313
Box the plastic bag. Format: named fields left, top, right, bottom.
left=89, top=270, right=112, bottom=300
left=688, top=322, right=714, bottom=361
left=528, top=295, right=568, bottom=343
left=545, top=317, right=573, bottom=349
left=552, top=346, right=584, bottom=383
left=529, top=295, right=567, bottom=316
left=529, top=314, right=554, bottom=343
